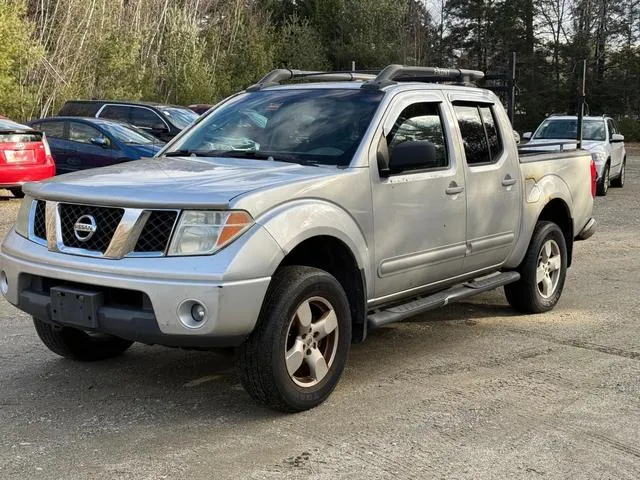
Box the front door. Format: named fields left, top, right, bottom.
left=607, top=118, right=624, bottom=175
left=451, top=101, right=521, bottom=272
left=66, top=121, right=117, bottom=171
left=372, top=93, right=467, bottom=301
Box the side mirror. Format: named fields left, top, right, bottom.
left=611, top=133, right=624, bottom=143
left=522, top=132, right=532, bottom=141
left=90, top=136, right=110, bottom=148
left=512, top=130, right=521, bottom=144
left=389, top=141, right=438, bottom=174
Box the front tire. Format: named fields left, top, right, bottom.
left=237, top=266, right=352, bottom=412
left=596, top=163, right=610, bottom=196
left=505, top=221, right=567, bottom=313
left=9, top=187, right=24, bottom=199
left=611, top=158, right=626, bottom=188
left=33, top=318, right=133, bottom=361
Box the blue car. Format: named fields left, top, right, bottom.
left=27, top=117, right=165, bottom=174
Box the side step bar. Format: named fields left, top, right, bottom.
left=367, top=271, right=520, bottom=329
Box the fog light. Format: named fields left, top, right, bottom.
left=0, top=271, right=7, bottom=295
left=191, top=303, right=206, bottom=322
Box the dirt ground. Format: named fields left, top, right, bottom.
left=0, top=155, right=639, bottom=479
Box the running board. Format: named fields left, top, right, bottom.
left=367, top=271, right=520, bottom=329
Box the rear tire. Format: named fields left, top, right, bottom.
left=33, top=318, right=133, bottom=361
left=611, top=158, right=625, bottom=188
left=237, top=266, right=351, bottom=412
left=504, top=221, right=567, bottom=314
left=596, top=163, right=610, bottom=196
left=9, top=187, right=24, bottom=199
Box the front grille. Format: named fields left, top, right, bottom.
left=33, top=200, right=46, bottom=239
left=59, top=204, right=124, bottom=252
left=135, top=211, right=178, bottom=253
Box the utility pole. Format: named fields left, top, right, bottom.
left=577, top=59, right=587, bottom=149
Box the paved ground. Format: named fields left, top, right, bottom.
left=1, top=154, right=639, bottom=479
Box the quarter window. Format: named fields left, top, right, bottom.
left=454, top=104, right=503, bottom=165
left=386, top=102, right=449, bottom=170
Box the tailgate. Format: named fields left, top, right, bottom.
left=0, top=132, right=47, bottom=165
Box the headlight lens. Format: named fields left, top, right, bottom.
left=14, top=195, right=33, bottom=239
left=591, top=152, right=606, bottom=163
left=167, top=210, right=253, bottom=256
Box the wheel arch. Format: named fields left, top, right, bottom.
left=537, top=198, right=574, bottom=267
left=257, top=200, right=371, bottom=343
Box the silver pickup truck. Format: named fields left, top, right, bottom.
left=0, top=66, right=596, bottom=411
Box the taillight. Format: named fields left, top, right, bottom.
left=590, top=159, right=597, bottom=198
left=41, top=134, right=54, bottom=165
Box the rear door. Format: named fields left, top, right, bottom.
left=451, top=100, right=521, bottom=272
left=66, top=121, right=118, bottom=171
left=372, top=92, right=467, bottom=300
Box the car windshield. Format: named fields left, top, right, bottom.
left=164, top=89, right=384, bottom=166
left=160, top=107, right=199, bottom=130
left=533, top=119, right=606, bottom=141
left=98, top=122, right=161, bottom=145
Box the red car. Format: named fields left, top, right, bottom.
left=0, top=118, right=56, bottom=198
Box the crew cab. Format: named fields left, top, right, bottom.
left=0, top=66, right=596, bottom=412
left=523, top=115, right=626, bottom=195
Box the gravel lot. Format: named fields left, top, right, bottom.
left=1, top=153, right=639, bottom=479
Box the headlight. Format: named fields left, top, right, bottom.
left=591, top=152, right=606, bottom=163
left=14, top=195, right=33, bottom=239
left=167, top=210, right=253, bottom=256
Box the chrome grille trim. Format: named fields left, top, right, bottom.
left=29, top=200, right=180, bottom=259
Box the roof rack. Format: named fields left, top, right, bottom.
left=246, top=69, right=378, bottom=91
left=246, top=64, right=486, bottom=92
left=361, top=64, right=485, bottom=89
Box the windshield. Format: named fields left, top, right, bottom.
left=533, top=119, right=606, bottom=141
left=164, top=88, right=384, bottom=166
left=161, top=107, right=199, bottom=130
left=99, top=122, right=162, bottom=145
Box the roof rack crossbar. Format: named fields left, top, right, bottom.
left=361, top=64, right=485, bottom=89
left=246, top=69, right=378, bottom=91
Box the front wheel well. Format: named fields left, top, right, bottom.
left=538, top=199, right=573, bottom=267
left=277, top=236, right=367, bottom=343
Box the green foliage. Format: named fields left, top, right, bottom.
left=617, top=118, right=640, bottom=142
left=0, top=0, right=42, bottom=119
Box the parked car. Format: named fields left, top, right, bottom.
left=187, top=104, right=213, bottom=115
left=27, top=117, right=164, bottom=174
left=0, top=118, right=55, bottom=198
left=523, top=115, right=626, bottom=195
left=2, top=65, right=596, bottom=412
left=58, top=100, right=199, bottom=142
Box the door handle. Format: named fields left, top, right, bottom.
left=502, top=175, right=517, bottom=187
left=445, top=182, right=464, bottom=195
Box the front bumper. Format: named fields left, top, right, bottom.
left=0, top=163, right=55, bottom=188
left=0, top=228, right=279, bottom=347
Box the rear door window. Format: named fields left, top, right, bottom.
left=33, top=121, right=66, bottom=139
left=99, top=105, right=131, bottom=123
left=453, top=103, right=502, bottom=165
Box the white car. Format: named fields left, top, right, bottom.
left=523, top=115, right=626, bottom=196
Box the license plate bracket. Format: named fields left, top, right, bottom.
left=50, top=287, right=103, bottom=329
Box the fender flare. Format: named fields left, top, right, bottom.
left=255, top=199, right=373, bottom=297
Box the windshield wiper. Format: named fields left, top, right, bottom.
left=163, top=149, right=223, bottom=157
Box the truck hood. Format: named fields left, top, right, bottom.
left=23, top=156, right=339, bottom=209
